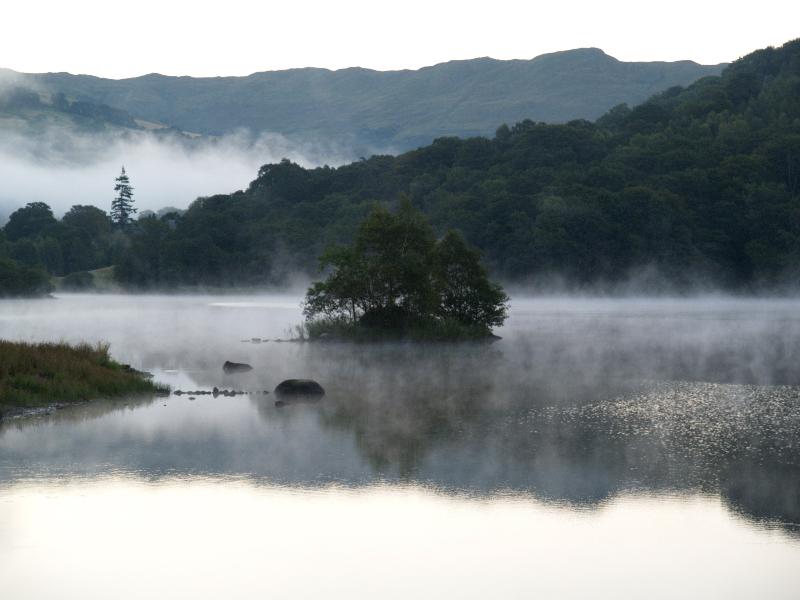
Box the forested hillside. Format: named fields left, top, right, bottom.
left=0, top=83, right=193, bottom=164
left=0, top=86, right=140, bottom=130
left=16, top=49, right=724, bottom=152
left=3, top=40, right=798, bottom=293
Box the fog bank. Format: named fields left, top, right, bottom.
left=0, top=127, right=366, bottom=222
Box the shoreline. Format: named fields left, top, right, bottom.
left=0, top=340, right=169, bottom=420
left=0, top=402, right=73, bottom=422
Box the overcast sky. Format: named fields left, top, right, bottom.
left=4, top=0, right=798, bottom=78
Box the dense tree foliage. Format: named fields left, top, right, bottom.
left=4, top=202, right=57, bottom=241
left=3, top=39, right=800, bottom=292
left=0, top=201, right=120, bottom=295
left=433, top=231, right=508, bottom=328
left=0, top=258, right=52, bottom=297
left=303, top=201, right=508, bottom=339
left=111, top=39, right=800, bottom=290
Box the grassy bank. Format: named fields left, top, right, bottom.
left=0, top=340, right=166, bottom=415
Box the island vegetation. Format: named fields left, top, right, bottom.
left=0, top=340, right=167, bottom=417
left=0, top=39, right=798, bottom=295
left=302, top=201, right=508, bottom=340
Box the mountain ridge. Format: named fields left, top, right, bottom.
left=4, top=47, right=716, bottom=78
left=4, top=49, right=726, bottom=153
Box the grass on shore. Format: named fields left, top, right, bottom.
left=0, top=339, right=166, bottom=412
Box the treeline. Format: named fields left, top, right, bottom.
left=115, top=39, right=800, bottom=290
left=0, top=202, right=124, bottom=295
left=1, top=202, right=121, bottom=274
left=3, top=39, right=800, bottom=293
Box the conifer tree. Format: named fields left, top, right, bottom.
left=111, top=166, right=136, bottom=228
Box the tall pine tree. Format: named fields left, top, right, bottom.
left=111, top=166, right=136, bottom=228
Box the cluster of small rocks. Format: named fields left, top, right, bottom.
left=172, top=387, right=270, bottom=397
left=240, top=338, right=301, bottom=344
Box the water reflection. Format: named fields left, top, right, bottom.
left=2, top=478, right=798, bottom=600
left=1, top=354, right=798, bottom=538
left=1, top=297, right=799, bottom=532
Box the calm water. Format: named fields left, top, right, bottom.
left=1, top=294, right=799, bottom=599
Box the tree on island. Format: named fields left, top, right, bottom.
left=303, top=199, right=508, bottom=340
left=111, top=167, right=136, bottom=228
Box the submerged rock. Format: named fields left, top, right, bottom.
left=274, top=379, right=325, bottom=398
left=223, top=361, right=253, bottom=373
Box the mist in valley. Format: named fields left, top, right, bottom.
left=0, top=118, right=369, bottom=222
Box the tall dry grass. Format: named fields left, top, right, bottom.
left=0, top=340, right=164, bottom=409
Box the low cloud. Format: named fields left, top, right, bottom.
left=0, top=126, right=366, bottom=222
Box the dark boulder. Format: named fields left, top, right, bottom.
left=274, top=379, right=325, bottom=398
left=223, top=361, right=253, bottom=373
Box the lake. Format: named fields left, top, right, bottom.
left=1, top=294, right=799, bottom=599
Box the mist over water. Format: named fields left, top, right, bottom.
left=1, top=294, right=799, bottom=599
left=1, top=295, right=798, bottom=503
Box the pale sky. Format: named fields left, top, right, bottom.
left=4, top=0, right=799, bottom=78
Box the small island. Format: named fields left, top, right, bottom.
left=302, top=200, right=509, bottom=341
left=0, top=340, right=167, bottom=419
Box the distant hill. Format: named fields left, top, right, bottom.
left=0, top=79, right=211, bottom=170
left=0, top=81, right=195, bottom=159
left=0, top=84, right=142, bottom=139
left=11, top=49, right=725, bottom=153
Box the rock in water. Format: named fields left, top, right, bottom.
left=223, top=361, right=253, bottom=373
left=274, top=379, right=325, bottom=397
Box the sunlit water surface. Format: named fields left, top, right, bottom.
left=1, top=294, right=799, bottom=599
